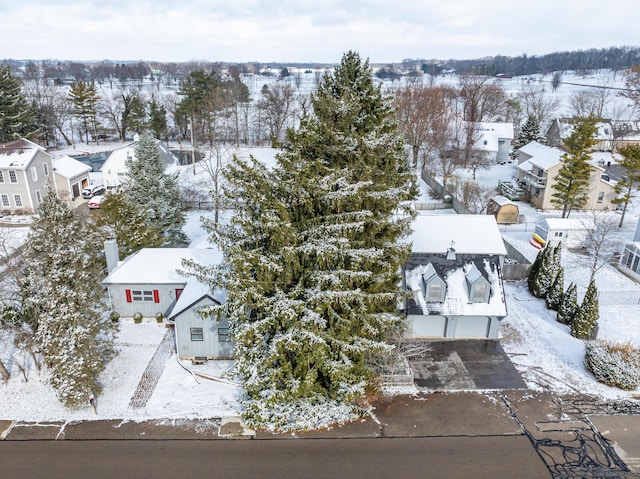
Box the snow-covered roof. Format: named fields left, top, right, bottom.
left=103, top=247, right=223, bottom=285
left=0, top=138, right=47, bottom=169
left=517, top=142, right=563, bottom=170
left=406, top=258, right=507, bottom=317
left=167, top=276, right=226, bottom=319
left=489, top=195, right=515, bottom=207
left=408, top=214, right=507, bottom=256
left=100, top=140, right=176, bottom=175
left=474, top=122, right=514, bottom=152
left=52, top=155, right=91, bottom=178
left=536, top=218, right=586, bottom=232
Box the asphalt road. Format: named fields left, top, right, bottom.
left=1, top=436, right=550, bottom=479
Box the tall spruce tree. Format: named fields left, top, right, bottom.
left=125, top=133, right=187, bottom=246
left=611, top=144, right=640, bottom=228
left=557, top=282, right=579, bottom=325
left=68, top=80, right=101, bottom=143
left=550, top=116, right=598, bottom=218
left=528, top=244, right=555, bottom=298
left=188, top=51, right=417, bottom=429
left=0, top=65, right=38, bottom=142
left=510, top=115, right=546, bottom=160
left=22, top=193, right=115, bottom=406
left=571, top=279, right=599, bottom=340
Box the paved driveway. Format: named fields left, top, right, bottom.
left=407, top=339, right=527, bottom=390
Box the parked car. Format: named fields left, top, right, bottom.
left=82, top=184, right=105, bottom=199
left=88, top=195, right=106, bottom=209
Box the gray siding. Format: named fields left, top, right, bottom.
left=107, top=283, right=185, bottom=317
left=174, top=297, right=233, bottom=359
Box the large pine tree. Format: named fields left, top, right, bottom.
left=611, top=144, right=640, bottom=227
left=0, top=65, right=38, bottom=142
left=550, top=116, right=598, bottom=218
left=557, top=282, right=579, bottom=325
left=125, top=133, right=187, bottom=246
left=22, top=193, right=115, bottom=406
left=188, top=51, right=417, bottom=429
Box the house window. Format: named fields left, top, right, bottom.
left=125, top=289, right=160, bottom=303
left=427, top=283, right=443, bottom=302
left=190, top=327, right=204, bottom=341
left=218, top=327, right=230, bottom=342
left=597, top=192, right=604, bottom=203
left=1, top=195, right=9, bottom=207
left=35, top=190, right=42, bottom=205
left=43, top=163, right=49, bottom=177
left=0, top=171, right=4, bottom=183
left=471, top=283, right=488, bottom=303
left=9, top=171, right=17, bottom=183
left=30, top=167, right=38, bottom=181
left=553, top=231, right=564, bottom=238
left=13, top=195, right=22, bottom=208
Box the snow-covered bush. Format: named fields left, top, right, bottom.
left=155, top=312, right=164, bottom=323
left=133, top=312, right=143, bottom=324
left=110, top=311, right=120, bottom=323
left=584, top=340, right=640, bottom=390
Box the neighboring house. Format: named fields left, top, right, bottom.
left=102, top=246, right=232, bottom=360
left=515, top=141, right=616, bottom=211
left=52, top=155, right=92, bottom=205
left=619, top=219, right=640, bottom=282
left=0, top=138, right=54, bottom=214
left=547, top=118, right=640, bottom=152
left=474, top=122, right=514, bottom=163
left=101, top=138, right=176, bottom=190
left=403, top=214, right=508, bottom=339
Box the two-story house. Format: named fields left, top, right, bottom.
left=403, top=214, right=508, bottom=339
left=0, top=139, right=55, bottom=214
left=515, top=141, right=616, bottom=211
left=547, top=118, right=640, bottom=152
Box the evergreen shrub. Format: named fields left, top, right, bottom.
left=584, top=341, right=640, bottom=390
left=110, top=311, right=120, bottom=323
left=155, top=312, right=164, bottom=323
left=133, top=312, right=143, bottom=323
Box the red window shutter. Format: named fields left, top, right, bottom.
left=153, top=290, right=160, bottom=303
left=125, top=289, right=132, bottom=303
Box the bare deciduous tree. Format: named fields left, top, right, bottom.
left=568, top=87, right=610, bottom=119
left=516, top=82, right=561, bottom=127
left=255, top=82, right=296, bottom=147
left=580, top=211, right=624, bottom=283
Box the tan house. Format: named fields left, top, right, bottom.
left=0, top=139, right=55, bottom=214
left=515, top=141, right=616, bottom=211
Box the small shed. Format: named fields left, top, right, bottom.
left=533, top=218, right=586, bottom=245
left=487, top=196, right=519, bottom=224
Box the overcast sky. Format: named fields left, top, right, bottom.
left=3, top=0, right=638, bottom=64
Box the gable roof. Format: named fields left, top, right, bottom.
left=100, top=140, right=176, bottom=174
left=103, top=247, right=223, bottom=285
left=0, top=138, right=48, bottom=169
left=167, top=276, right=227, bottom=319
left=53, top=155, right=91, bottom=179
left=517, top=141, right=563, bottom=170
left=408, top=214, right=507, bottom=256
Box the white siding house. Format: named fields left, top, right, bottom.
left=403, top=214, right=508, bottom=339
left=52, top=155, right=91, bottom=206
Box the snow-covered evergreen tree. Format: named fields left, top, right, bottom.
left=22, top=193, right=115, bottom=406
left=187, top=51, right=417, bottom=430
left=510, top=116, right=547, bottom=160
left=571, top=279, right=599, bottom=340
left=528, top=244, right=555, bottom=298
left=546, top=267, right=564, bottom=311
left=125, top=133, right=187, bottom=246
left=95, top=192, right=163, bottom=259
left=0, top=65, right=38, bottom=142
left=557, top=282, right=579, bottom=325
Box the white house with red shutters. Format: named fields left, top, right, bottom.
left=102, top=247, right=221, bottom=318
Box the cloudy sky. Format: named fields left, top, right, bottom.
left=3, top=0, right=638, bottom=63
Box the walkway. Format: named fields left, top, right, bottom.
left=128, top=329, right=175, bottom=409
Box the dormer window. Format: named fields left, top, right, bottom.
left=422, top=263, right=446, bottom=303
left=465, top=263, right=491, bottom=303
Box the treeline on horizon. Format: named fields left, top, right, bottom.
left=2, top=45, right=640, bottom=83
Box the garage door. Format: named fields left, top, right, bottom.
left=455, top=316, right=490, bottom=338
left=409, top=315, right=446, bottom=337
